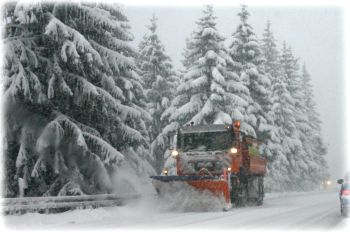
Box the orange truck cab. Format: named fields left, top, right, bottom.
left=151, top=120, right=267, bottom=209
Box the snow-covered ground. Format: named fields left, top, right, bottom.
left=4, top=189, right=349, bottom=231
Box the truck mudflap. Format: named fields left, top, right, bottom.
left=150, top=175, right=231, bottom=209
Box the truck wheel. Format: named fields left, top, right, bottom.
left=256, top=182, right=264, bottom=206
left=230, top=176, right=240, bottom=207
left=239, top=186, right=248, bottom=207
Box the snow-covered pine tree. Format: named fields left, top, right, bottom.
left=300, top=64, right=329, bottom=188
left=46, top=1, right=156, bottom=187
left=3, top=1, right=56, bottom=197
left=267, top=70, right=295, bottom=191
left=3, top=2, right=154, bottom=197
left=260, top=21, right=289, bottom=191
left=228, top=5, right=272, bottom=139
left=280, top=42, right=314, bottom=190
left=261, top=21, right=280, bottom=78
left=168, top=5, right=236, bottom=126
left=137, top=14, right=178, bottom=173
left=261, top=21, right=328, bottom=191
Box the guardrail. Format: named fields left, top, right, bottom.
left=1, top=194, right=140, bottom=215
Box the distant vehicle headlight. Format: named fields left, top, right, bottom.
left=327, top=180, right=331, bottom=185
left=164, top=169, right=168, bottom=176
left=171, top=150, right=179, bottom=157
left=230, top=147, right=238, bottom=154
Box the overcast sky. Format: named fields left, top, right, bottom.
left=125, top=5, right=345, bottom=180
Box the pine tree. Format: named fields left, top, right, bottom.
left=228, top=5, right=271, bottom=138
left=280, top=42, right=313, bottom=190
left=261, top=21, right=280, bottom=78
left=137, top=14, right=178, bottom=173
left=260, top=21, right=288, bottom=191
left=268, top=78, right=295, bottom=191
left=3, top=1, right=57, bottom=197
left=3, top=2, right=154, bottom=197
left=261, top=21, right=329, bottom=190
left=300, top=64, right=329, bottom=188
left=166, top=5, right=235, bottom=126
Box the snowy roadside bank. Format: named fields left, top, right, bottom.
left=3, top=189, right=345, bottom=230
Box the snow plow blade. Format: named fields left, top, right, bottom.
left=150, top=176, right=231, bottom=210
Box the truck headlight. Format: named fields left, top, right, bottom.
left=230, top=147, right=237, bottom=154
left=171, top=150, right=179, bottom=157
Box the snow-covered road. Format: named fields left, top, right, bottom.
left=4, top=189, right=349, bottom=230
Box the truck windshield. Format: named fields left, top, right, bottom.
left=179, top=131, right=234, bottom=152
left=193, top=160, right=224, bottom=172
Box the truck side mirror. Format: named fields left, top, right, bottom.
left=337, top=179, right=344, bottom=184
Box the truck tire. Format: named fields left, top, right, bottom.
left=230, top=175, right=240, bottom=207
left=238, top=185, right=248, bottom=207
left=256, top=181, right=264, bottom=206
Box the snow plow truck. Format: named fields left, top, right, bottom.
left=150, top=121, right=267, bottom=210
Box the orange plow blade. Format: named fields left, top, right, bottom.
left=150, top=176, right=231, bottom=211
left=188, top=180, right=230, bottom=204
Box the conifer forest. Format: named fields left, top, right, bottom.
left=2, top=2, right=330, bottom=198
